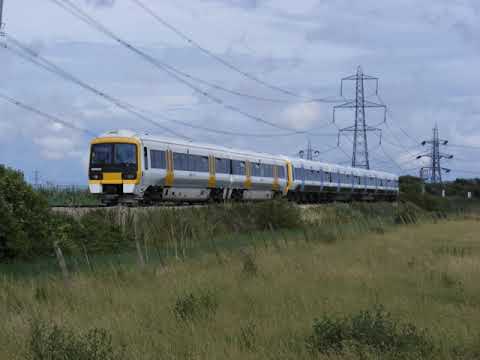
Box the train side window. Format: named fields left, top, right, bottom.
left=150, top=150, right=166, bottom=169
left=188, top=154, right=209, bottom=172
left=324, top=172, right=330, bottom=183
left=332, top=173, right=337, bottom=183
left=144, top=147, right=149, bottom=170
left=216, top=158, right=230, bottom=174
left=277, top=166, right=285, bottom=179
left=173, top=152, right=189, bottom=171
left=263, top=164, right=274, bottom=178
left=252, top=163, right=261, bottom=177
left=232, top=160, right=246, bottom=175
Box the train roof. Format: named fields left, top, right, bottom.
left=96, top=130, right=398, bottom=180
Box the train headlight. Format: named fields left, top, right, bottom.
left=90, top=172, right=103, bottom=180
left=123, top=173, right=136, bottom=180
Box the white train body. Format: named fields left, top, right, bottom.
left=88, top=130, right=398, bottom=205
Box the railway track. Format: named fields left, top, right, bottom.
left=50, top=203, right=208, bottom=215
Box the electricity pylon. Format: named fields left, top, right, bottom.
left=417, top=124, right=453, bottom=184
left=298, top=139, right=320, bottom=160
left=333, top=66, right=387, bottom=169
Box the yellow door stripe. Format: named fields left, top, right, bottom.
left=165, top=150, right=175, bottom=187
left=208, top=155, right=216, bottom=188
left=244, top=160, right=252, bottom=189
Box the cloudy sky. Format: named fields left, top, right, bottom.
left=1, top=0, right=479, bottom=184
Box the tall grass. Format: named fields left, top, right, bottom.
left=2, top=219, right=480, bottom=359
left=2, top=201, right=428, bottom=277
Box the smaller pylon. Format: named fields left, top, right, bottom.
left=298, top=139, right=320, bottom=160
left=417, top=124, right=453, bottom=184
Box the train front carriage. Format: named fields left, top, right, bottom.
left=88, top=133, right=143, bottom=205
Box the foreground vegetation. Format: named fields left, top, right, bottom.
left=2, top=219, right=480, bottom=359
left=3, top=165, right=480, bottom=358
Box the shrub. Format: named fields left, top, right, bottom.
left=306, top=306, right=433, bottom=358
left=0, top=166, right=52, bottom=260
left=28, top=319, right=122, bottom=360
left=173, top=290, right=219, bottom=322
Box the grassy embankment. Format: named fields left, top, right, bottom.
left=2, top=203, right=480, bottom=359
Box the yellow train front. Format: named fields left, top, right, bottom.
left=88, top=133, right=143, bottom=205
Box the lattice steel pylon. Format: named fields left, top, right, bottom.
left=298, top=139, right=320, bottom=160
left=333, top=66, right=387, bottom=169
left=417, top=124, right=453, bottom=184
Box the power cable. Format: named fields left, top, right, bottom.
left=130, top=0, right=340, bottom=104
left=449, top=144, right=480, bottom=150
left=51, top=0, right=342, bottom=112
left=0, top=93, right=94, bottom=136
left=50, top=0, right=310, bottom=132
left=376, top=93, right=421, bottom=146
left=4, top=34, right=329, bottom=139
left=2, top=35, right=189, bottom=139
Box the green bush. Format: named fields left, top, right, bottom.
left=0, top=166, right=52, bottom=260
left=306, top=306, right=433, bottom=358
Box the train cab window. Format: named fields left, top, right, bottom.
left=150, top=150, right=166, bottom=169
left=189, top=154, right=209, bottom=172
left=91, top=144, right=113, bottom=165
left=232, top=160, right=246, bottom=175
left=144, top=147, right=149, bottom=170
left=173, top=152, right=189, bottom=171
left=216, top=158, right=230, bottom=174
left=115, top=144, right=136, bottom=165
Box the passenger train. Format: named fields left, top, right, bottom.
left=88, top=130, right=399, bottom=205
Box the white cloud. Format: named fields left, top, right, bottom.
left=34, top=136, right=84, bottom=160
left=281, top=102, right=324, bottom=130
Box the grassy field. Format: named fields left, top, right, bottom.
left=2, top=216, right=480, bottom=359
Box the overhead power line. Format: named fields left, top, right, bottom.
left=449, top=143, right=480, bottom=150
left=52, top=0, right=342, bottom=108
left=49, top=0, right=343, bottom=134
left=3, top=34, right=339, bottom=139
left=130, top=0, right=335, bottom=103
left=0, top=93, right=94, bottom=136
left=2, top=34, right=189, bottom=139
left=375, top=94, right=421, bottom=146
